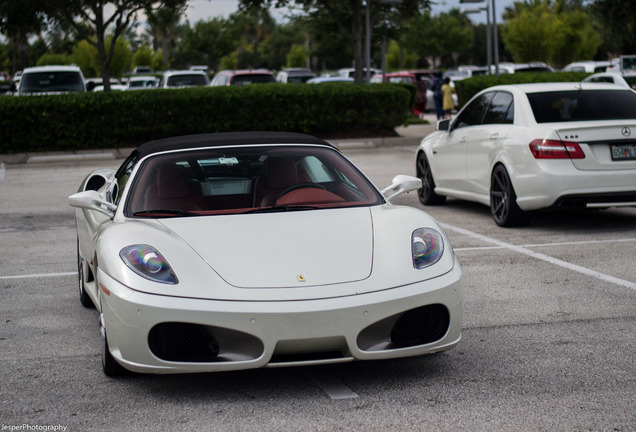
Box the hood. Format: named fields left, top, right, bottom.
left=158, top=208, right=373, bottom=288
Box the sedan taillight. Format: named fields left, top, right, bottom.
left=529, top=139, right=585, bottom=159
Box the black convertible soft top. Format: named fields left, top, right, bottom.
left=135, top=131, right=335, bottom=158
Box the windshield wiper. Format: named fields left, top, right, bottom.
left=133, top=209, right=199, bottom=217
left=242, top=205, right=320, bottom=214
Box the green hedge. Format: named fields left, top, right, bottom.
left=0, top=83, right=411, bottom=154
left=454, top=72, right=591, bottom=108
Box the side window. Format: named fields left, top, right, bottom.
left=298, top=156, right=335, bottom=183
left=453, top=92, right=494, bottom=130
left=112, top=152, right=139, bottom=205
left=483, top=92, right=514, bottom=124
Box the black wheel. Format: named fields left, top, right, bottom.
left=490, top=165, right=532, bottom=227
left=416, top=152, right=446, bottom=205
left=277, top=182, right=326, bottom=199
left=77, top=238, right=95, bottom=308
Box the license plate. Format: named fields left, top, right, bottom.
left=611, top=143, right=636, bottom=160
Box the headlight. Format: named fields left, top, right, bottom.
left=120, top=245, right=179, bottom=284
left=412, top=228, right=444, bottom=269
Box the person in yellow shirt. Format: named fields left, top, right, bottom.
left=441, top=77, right=456, bottom=119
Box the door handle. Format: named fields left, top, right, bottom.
left=489, top=133, right=499, bottom=140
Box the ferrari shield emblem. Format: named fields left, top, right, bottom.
left=297, top=275, right=306, bottom=282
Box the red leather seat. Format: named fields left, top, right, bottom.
left=252, top=157, right=299, bottom=207
left=144, top=164, right=205, bottom=211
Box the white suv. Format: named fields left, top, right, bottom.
left=17, top=65, right=86, bottom=95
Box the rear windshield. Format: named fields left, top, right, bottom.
left=528, top=89, right=636, bottom=123
left=20, top=71, right=84, bottom=93
left=166, top=74, right=208, bottom=87
left=229, top=74, right=276, bottom=87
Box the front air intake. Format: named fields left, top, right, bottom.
left=148, top=322, right=220, bottom=362
left=390, top=304, right=450, bottom=348
left=357, top=304, right=450, bottom=351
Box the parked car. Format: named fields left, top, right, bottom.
left=126, top=75, right=159, bottom=90
left=495, top=62, right=554, bottom=74
left=306, top=76, right=354, bottom=84
left=372, top=71, right=429, bottom=114
left=132, top=66, right=153, bottom=75
left=17, top=65, right=86, bottom=95
left=210, top=69, right=276, bottom=86
left=86, top=77, right=122, bottom=91
left=562, top=60, right=610, bottom=73
left=276, top=68, right=316, bottom=84
left=416, top=82, right=636, bottom=227
left=159, top=70, right=210, bottom=88
left=337, top=67, right=381, bottom=82
left=582, top=72, right=636, bottom=90
left=69, top=131, right=463, bottom=376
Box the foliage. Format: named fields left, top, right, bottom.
left=386, top=40, right=418, bottom=71
left=71, top=36, right=132, bottom=79
left=0, top=84, right=410, bottom=153
left=286, top=44, right=307, bottom=67
left=36, top=53, right=73, bottom=66
left=401, top=10, right=473, bottom=68
left=502, top=0, right=601, bottom=68
left=176, top=18, right=239, bottom=70
left=591, top=0, right=636, bottom=54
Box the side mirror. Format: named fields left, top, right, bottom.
left=437, top=119, right=450, bottom=131
left=86, top=81, right=96, bottom=91
left=381, top=175, right=423, bottom=201
left=69, top=190, right=117, bottom=218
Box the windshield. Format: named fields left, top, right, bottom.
left=528, top=89, right=636, bottom=123
left=20, top=71, right=84, bottom=93
left=166, top=74, right=208, bottom=87
left=125, top=146, right=383, bottom=218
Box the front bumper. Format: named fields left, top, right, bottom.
left=98, top=258, right=463, bottom=374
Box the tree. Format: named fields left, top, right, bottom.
left=401, top=10, right=473, bottom=69
left=46, top=0, right=186, bottom=91
left=591, top=0, right=636, bottom=55
left=502, top=0, right=601, bottom=67
left=0, top=0, right=47, bottom=72
left=239, top=0, right=431, bottom=84
left=145, top=3, right=186, bottom=70
left=175, top=18, right=239, bottom=70
left=72, top=36, right=132, bottom=78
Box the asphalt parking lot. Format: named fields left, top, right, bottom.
left=0, top=143, right=634, bottom=432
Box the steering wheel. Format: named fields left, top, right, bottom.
left=277, top=182, right=327, bottom=199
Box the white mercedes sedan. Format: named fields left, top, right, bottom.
left=70, top=132, right=463, bottom=376
left=416, top=82, right=636, bottom=227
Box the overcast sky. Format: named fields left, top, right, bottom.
left=183, top=0, right=518, bottom=24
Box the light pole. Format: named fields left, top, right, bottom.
left=365, top=0, right=403, bottom=84
left=460, top=0, right=499, bottom=76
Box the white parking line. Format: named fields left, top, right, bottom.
left=0, top=271, right=75, bottom=280
left=304, top=367, right=359, bottom=400
left=442, top=223, right=636, bottom=291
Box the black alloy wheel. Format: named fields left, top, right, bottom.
left=416, top=153, right=446, bottom=205
left=490, top=165, right=532, bottom=227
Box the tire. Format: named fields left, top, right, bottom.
left=77, top=238, right=95, bottom=308
left=97, top=271, right=128, bottom=377
left=490, top=165, right=532, bottom=227
left=416, top=152, right=446, bottom=205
